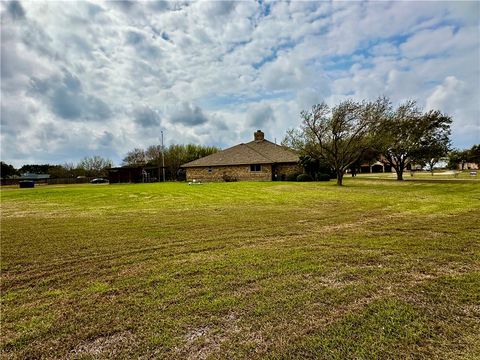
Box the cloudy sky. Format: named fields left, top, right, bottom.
left=1, top=0, right=479, bottom=167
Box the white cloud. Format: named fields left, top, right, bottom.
left=426, top=76, right=466, bottom=111
left=401, top=26, right=476, bottom=59
left=426, top=76, right=479, bottom=147
left=0, top=0, right=478, bottom=167
left=370, top=43, right=399, bottom=57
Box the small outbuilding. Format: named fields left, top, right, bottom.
left=108, top=166, right=164, bottom=183
left=181, top=130, right=303, bottom=182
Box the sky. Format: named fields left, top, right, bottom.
left=1, top=0, right=479, bottom=167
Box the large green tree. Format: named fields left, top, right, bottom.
left=375, top=102, right=452, bottom=180
left=285, top=98, right=387, bottom=186
left=447, top=149, right=466, bottom=170
left=469, top=144, right=480, bottom=165
left=122, top=148, right=147, bottom=166
left=78, top=156, right=112, bottom=177
left=19, top=164, right=51, bottom=174
left=415, top=140, right=450, bottom=175
left=0, top=161, right=18, bottom=178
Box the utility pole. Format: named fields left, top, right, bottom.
left=161, top=130, right=166, bottom=182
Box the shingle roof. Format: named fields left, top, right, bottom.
left=181, top=139, right=299, bottom=168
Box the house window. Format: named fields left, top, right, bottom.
left=208, top=167, right=213, bottom=173
left=250, top=164, right=261, bottom=172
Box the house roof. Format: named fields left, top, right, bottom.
left=181, top=139, right=299, bottom=168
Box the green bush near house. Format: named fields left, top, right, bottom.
left=286, top=172, right=301, bottom=181
left=222, top=173, right=238, bottom=182
left=296, top=173, right=313, bottom=182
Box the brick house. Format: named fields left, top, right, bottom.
left=457, top=162, right=479, bottom=170
left=181, top=130, right=303, bottom=182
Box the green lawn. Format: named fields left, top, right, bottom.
left=1, top=179, right=479, bottom=359
left=356, top=169, right=479, bottom=181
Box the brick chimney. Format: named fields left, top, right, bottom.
left=254, top=130, right=264, bottom=141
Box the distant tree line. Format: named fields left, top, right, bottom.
left=1, top=162, right=18, bottom=179
left=283, top=97, right=460, bottom=185
left=0, top=144, right=219, bottom=181
left=0, top=156, right=112, bottom=179
left=447, top=144, right=480, bottom=170
left=122, top=144, right=219, bottom=180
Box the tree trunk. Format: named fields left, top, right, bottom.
left=396, top=169, right=404, bottom=180
left=391, top=160, right=404, bottom=180
left=336, top=171, right=344, bottom=186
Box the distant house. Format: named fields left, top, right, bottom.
left=359, top=161, right=392, bottom=173
left=359, top=161, right=425, bottom=173
left=0, top=172, right=50, bottom=186
left=457, top=162, right=479, bottom=170
left=358, top=158, right=421, bottom=173
left=19, top=173, right=50, bottom=180
left=181, top=130, right=303, bottom=182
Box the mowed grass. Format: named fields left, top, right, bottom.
left=356, top=169, right=480, bottom=181
left=1, top=179, right=479, bottom=359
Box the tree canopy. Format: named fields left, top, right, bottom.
left=375, top=102, right=452, bottom=180
left=447, top=144, right=480, bottom=170
left=1, top=162, right=18, bottom=179
left=284, top=98, right=388, bottom=185
left=77, top=156, right=113, bottom=178
left=285, top=97, right=453, bottom=184
left=122, top=144, right=219, bottom=180
left=122, top=148, right=147, bottom=166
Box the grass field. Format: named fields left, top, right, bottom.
left=356, top=169, right=479, bottom=181
left=1, top=179, right=479, bottom=359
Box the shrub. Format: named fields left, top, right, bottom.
left=286, top=173, right=301, bottom=181
left=316, top=173, right=331, bottom=182
left=222, top=173, right=237, bottom=182
left=297, top=173, right=313, bottom=182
